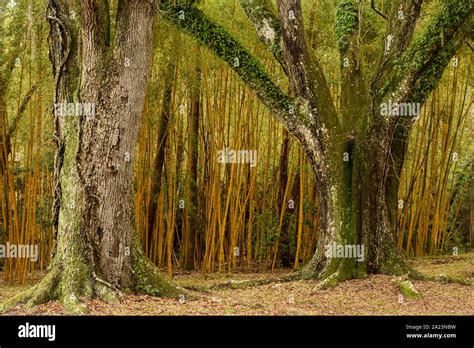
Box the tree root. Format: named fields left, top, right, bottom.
left=189, top=256, right=471, bottom=295
left=131, top=238, right=188, bottom=299
left=0, top=245, right=191, bottom=313
left=3, top=248, right=468, bottom=313
left=197, top=266, right=354, bottom=293
left=0, top=264, right=90, bottom=314
left=0, top=266, right=119, bottom=314
left=311, top=271, right=346, bottom=292
left=408, top=270, right=472, bottom=286
left=203, top=258, right=361, bottom=292
left=205, top=274, right=295, bottom=291
left=310, top=258, right=365, bottom=293
left=395, top=278, right=421, bottom=299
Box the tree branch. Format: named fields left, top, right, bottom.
left=157, top=2, right=296, bottom=128
left=157, top=0, right=341, bottom=183
left=276, top=0, right=338, bottom=133
left=371, top=0, right=423, bottom=100
left=370, top=0, right=387, bottom=21
left=378, top=0, right=472, bottom=105
left=382, top=13, right=471, bottom=227
left=239, top=0, right=288, bottom=75
left=336, top=0, right=368, bottom=130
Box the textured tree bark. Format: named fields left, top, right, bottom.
left=2, top=0, right=182, bottom=313
left=296, top=123, right=411, bottom=287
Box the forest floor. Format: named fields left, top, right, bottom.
left=0, top=252, right=473, bottom=315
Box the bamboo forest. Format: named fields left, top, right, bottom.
left=0, top=0, right=473, bottom=321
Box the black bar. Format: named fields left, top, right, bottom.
left=0, top=316, right=472, bottom=346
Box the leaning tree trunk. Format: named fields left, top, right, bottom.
left=2, top=0, right=182, bottom=313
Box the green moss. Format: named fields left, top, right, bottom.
left=380, top=0, right=472, bottom=102
left=335, top=0, right=358, bottom=53
left=136, top=284, right=161, bottom=296
left=130, top=237, right=183, bottom=298
left=63, top=293, right=88, bottom=314
left=95, top=283, right=120, bottom=303
left=398, top=280, right=421, bottom=299
left=159, top=2, right=292, bottom=115
left=313, top=271, right=341, bottom=290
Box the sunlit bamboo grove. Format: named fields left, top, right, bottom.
left=1, top=0, right=472, bottom=285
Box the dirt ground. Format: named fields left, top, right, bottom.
left=0, top=252, right=472, bottom=315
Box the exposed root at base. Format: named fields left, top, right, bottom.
left=392, top=277, right=421, bottom=299
left=131, top=241, right=188, bottom=299
left=205, top=272, right=301, bottom=291
left=1, top=255, right=191, bottom=313
left=0, top=265, right=122, bottom=314
left=408, top=270, right=472, bottom=286
left=203, top=260, right=362, bottom=292
left=311, top=271, right=345, bottom=292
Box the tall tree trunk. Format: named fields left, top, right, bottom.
left=4, top=0, right=182, bottom=313
left=297, top=122, right=410, bottom=286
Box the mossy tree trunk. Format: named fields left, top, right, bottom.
left=3, top=0, right=183, bottom=313
left=160, top=0, right=473, bottom=285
